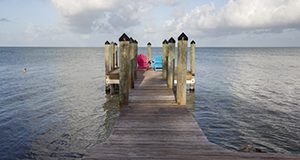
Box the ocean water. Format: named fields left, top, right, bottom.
left=190, top=47, right=300, bottom=154
left=0, top=47, right=299, bottom=159
left=0, top=47, right=120, bottom=159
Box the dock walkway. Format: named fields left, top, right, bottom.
left=85, top=70, right=299, bottom=160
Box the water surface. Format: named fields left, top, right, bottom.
left=0, top=47, right=299, bottom=159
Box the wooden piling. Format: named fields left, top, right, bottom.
left=147, top=42, right=152, bottom=62
left=162, top=40, right=168, bottom=80
left=134, top=40, right=138, bottom=80
left=109, top=42, right=117, bottom=95
left=167, top=37, right=175, bottom=89
left=114, top=43, right=118, bottom=68
left=110, top=42, right=115, bottom=70
left=105, top=41, right=111, bottom=92
left=105, top=41, right=110, bottom=75
left=176, top=33, right=188, bottom=105
left=190, top=40, right=196, bottom=91
left=119, top=33, right=130, bottom=105
left=129, top=38, right=135, bottom=89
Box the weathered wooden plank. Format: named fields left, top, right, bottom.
left=129, top=95, right=175, bottom=101
left=86, top=69, right=299, bottom=160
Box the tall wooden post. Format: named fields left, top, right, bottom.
left=190, top=40, right=196, bottom=91
left=110, top=42, right=115, bottom=70
left=167, top=37, right=175, bottom=89
left=162, top=40, right=168, bottom=80
left=119, top=33, right=130, bottom=105
left=105, top=41, right=111, bottom=91
left=105, top=41, right=110, bottom=76
left=134, top=40, right=138, bottom=80
left=176, top=33, right=188, bottom=105
left=114, top=43, right=118, bottom=68
left=129, top=38, right=135, bottom=89
left=147, top=42, right=152, bottom=62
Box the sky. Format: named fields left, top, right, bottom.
left=1, top=0, right=300, bottom=47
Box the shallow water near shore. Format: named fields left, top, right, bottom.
left=0, top=47, right=299, bottom=159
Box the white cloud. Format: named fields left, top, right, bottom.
left=165, top=0, right=300, bottom=37
left=52, top=0, right=180, bottom=34
left=52, top=0, right=117, bottom=16
left=222, top=0, right=300, bottom=29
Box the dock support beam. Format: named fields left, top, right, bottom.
left=110, top=42, right=115, bottom=70
left=162, top=40, right=168, bottom=80
left=105, top=41, right=111, bottom=91
left=134, top=40, right=138, bottom=80
left=113, top=43, right=118, bottom=68
left=190, top=40, right=196, bottom=91
left=176, top=33, right=188, bottom=105
left=119, top=33, right=130, bottom=105
left=129, top=38, right=135, bottom=89
left=105, top=41, right=110, bottom=75
left=147, top=42, right=152, bottom=62
left=167, top=37, right=175, bottom=89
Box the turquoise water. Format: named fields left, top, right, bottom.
left=0, top=47, right=299, bottom=159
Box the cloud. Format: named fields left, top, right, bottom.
left=164, top=0, right=300, bottom=37
left=52, top=0, right=180, bottom=34
left=25, top=25, right=63, bottom=41
left=0, top=18, right=10, bottom=22
left=52, top=0, right=117, bottom=16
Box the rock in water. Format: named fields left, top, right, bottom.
left=239, top=144, right=263, bottom=153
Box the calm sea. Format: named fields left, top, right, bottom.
left=0, top=47, right=299, bottom=159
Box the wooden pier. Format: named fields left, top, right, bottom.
left=105, top=34, right=195, bottom=97
left=85, top=70, right=299, bottom=160
left=90, top=33, right=300, bottom=159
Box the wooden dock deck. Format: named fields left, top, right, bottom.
left=85, top=70, right=299, bottom=160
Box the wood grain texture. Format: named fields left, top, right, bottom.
left=105, top=43, right=110, bottom=75
left=119, top=41, right=130, bottom=105
left=176, top=40, right=187, bottom=105
left=162, top=43, right=168, bottom=80
left=86, top=70, right=299, bottom=160
left=190, top=42, right=196, bottom=91
left=167, top=42, right=175, bottom=89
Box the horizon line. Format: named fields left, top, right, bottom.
left=1, top=46, right=300, bottom=48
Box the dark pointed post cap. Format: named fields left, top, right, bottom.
left=114, top=42, right=118, bottom=46
left=178, top=32, right=188, bottom=41
left=105, top=41, right=110, bottom=45
left=119, top=33, right=130, bottom=41
left=147, top=42, right=151, bottom=46
left=129, top=37, right=134, bottom=43
left=191, top=40, right=196, bottom=44
left=162, top=39, right=168, bottom=44
left=135, top=40, right=138, bottom=44
left=168, top=37, right=176, bottom=43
